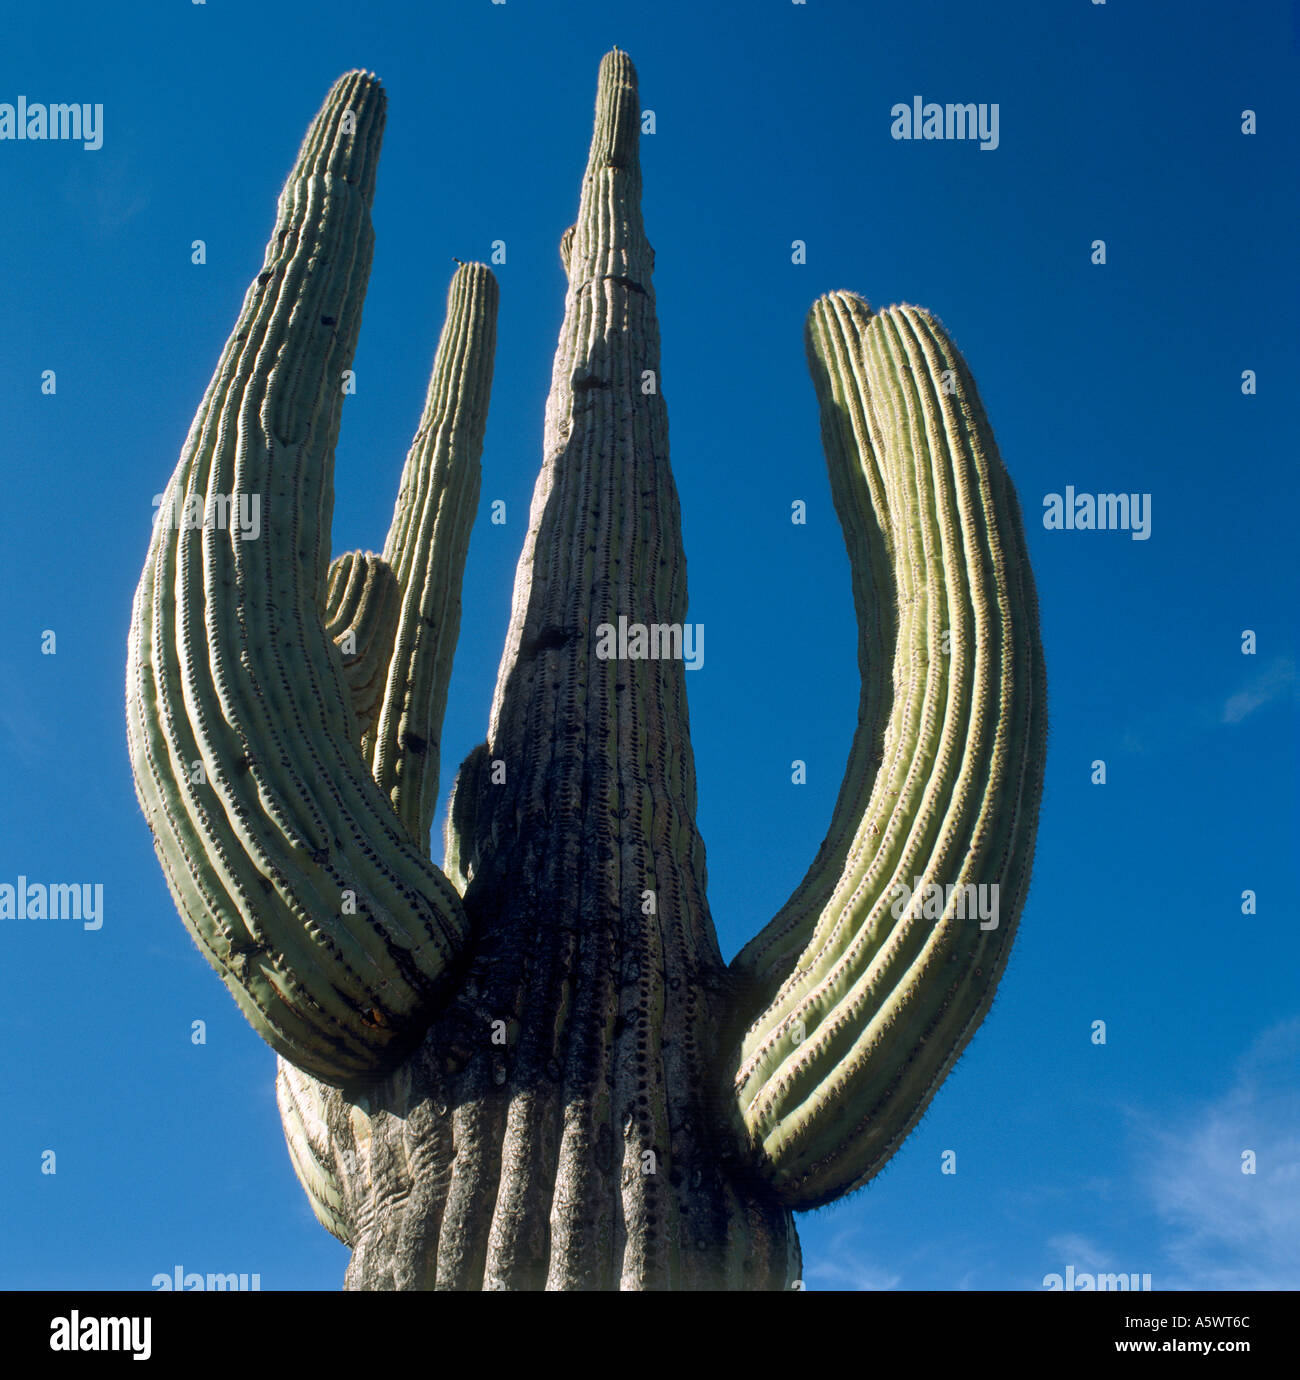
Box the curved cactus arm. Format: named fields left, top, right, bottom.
left=363, top=262, right=498, bottom=848
left=325, top=550, right=400, bottom=741
left=724, top=292, right=1047, bottom=1210
left=126, top=72, right=472, bottom=1087
left=277, top=1056, right=354, bottom=1246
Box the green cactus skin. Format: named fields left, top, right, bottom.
left=128, top=51, right=1046, bottom=1290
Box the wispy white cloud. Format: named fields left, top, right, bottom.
left=804, top=1225, right=902, bottom=1291
left=1118, top=655, right=1294, bottom=754
left=1221, top=656, right=1296, bottom=725
left=1045, top=1232, right=1112, bottom=1272
left=1133, top=1018, right=1300, bottom=1289
left=62, top=156, right=149, bottom=234
left=799, top=1027, right=1298, bottom=1291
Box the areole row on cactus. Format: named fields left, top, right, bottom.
left=126, top=48, right=1046, bottom=1289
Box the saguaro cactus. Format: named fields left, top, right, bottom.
left=127, top=50, right=1046, bottom=1290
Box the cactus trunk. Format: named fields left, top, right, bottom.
left=279, top=49, right=799, bottom=1292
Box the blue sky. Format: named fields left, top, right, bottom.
left=1, top=0, right=1296, bottom=1291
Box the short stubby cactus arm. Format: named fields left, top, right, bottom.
left=277, top=1056, right=354, bottom=1246
left=125, top=72, right=473, bottom=1087
left=364, top=264, right=498, bottom=847
left=441, top=740, right=490, bottom=895
left=726, top=292, right=1047, bottom=1210
left=324, top=550, right=400, bottom=742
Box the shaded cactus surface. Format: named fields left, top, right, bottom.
left=127, top=50, right=1046, bottom=1290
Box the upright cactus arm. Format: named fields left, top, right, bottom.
left=365, top=263, right=498, bottom=846
left=126, top=72, right=493, bottom=1086
left=725, top=292, right=1047, bottom=1210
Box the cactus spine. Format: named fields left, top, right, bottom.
left=128, top=51, right=1046, bottom=1289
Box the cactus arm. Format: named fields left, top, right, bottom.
left=724, top=292, right=1047, bottom=1210
left=125, top=73, right=473, bottom=1086
left=364, top=264, right=498, bottom=846
left=324, top=551, right=400, bottom=741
